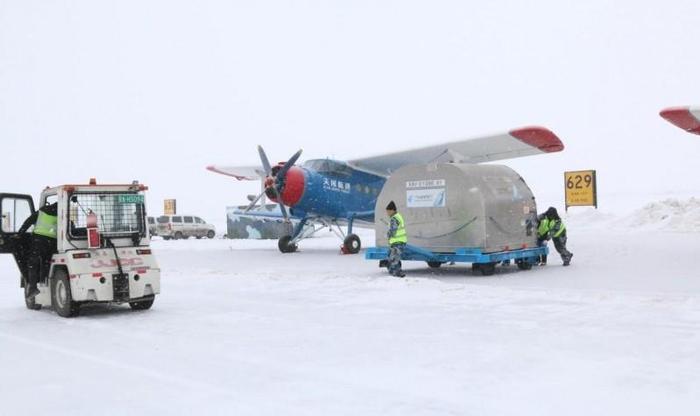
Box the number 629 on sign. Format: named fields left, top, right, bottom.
left=564, top=170, right=597, bottom=210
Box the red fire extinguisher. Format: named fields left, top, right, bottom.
left=87, top=210, right=100, bottom=249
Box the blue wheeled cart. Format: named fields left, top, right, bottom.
left=365, top=244, right=549, bottom=276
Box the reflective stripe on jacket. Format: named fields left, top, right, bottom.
left=537, top=218, right=550, bottom=238
left=549, top=219, right=566, bottom=238
left=389, top=213, right=407, bottom=245
left=33, top=211, right=58, bottom=239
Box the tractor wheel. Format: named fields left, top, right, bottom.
left=207, top=230, right=215, bottom=239
left=278, top=236, right=298, bottom=253
left=51, top=269, right=79, bottom=317
left=23, top=281, right=41, bottom=311
left=478, top=263, right=497, bottom=276
left=129, top=295, right=155, bottom=311
left=343, top=234, right=361, bottom=254
left=427, top=261, right=443, bottom=269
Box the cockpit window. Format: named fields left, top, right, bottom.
left=304, top=159, right=352, bottom=177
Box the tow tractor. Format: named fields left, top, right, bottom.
left=0, top=179, right=160, bottom=317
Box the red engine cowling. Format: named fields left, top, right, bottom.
left=266, top=166, right=305, bottom=207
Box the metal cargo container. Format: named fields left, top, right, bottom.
left=374, top=163, right=539, bottom=253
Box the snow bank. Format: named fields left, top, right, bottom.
left=624, top=198, right=700, bottom=232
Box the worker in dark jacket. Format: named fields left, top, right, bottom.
left=18, top=202, right=58, bottom=298
left=538, top=207, right=573, bottom=266
left=385, top=201, right=407, bottom=278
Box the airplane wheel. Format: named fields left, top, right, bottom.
left=51, top=269, right=79, bottom=318
left=427, top=261, right=442, bottom=269
left=278, top=236, right=298, bottom=253
left=343, top=234, right=361, bottom=254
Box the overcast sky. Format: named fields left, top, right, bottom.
left=2, top=0, right=700, bottom=225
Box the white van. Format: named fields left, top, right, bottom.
left=156, top=215, right=216, bottom=240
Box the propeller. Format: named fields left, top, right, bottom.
left=244, top=146, right=303, bottom=222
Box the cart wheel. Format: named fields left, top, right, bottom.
left=51, top=269, right=80, bottom=318
left=343, top=234, right=362, bottom=254
left=479, top=263, right=496, bottom=276
left=23, top=282, right=41, bottom=311
left=129, top=295, right=155, bottom=311
left=516, top=259, right=533, bottom=270
left=427, top=261, right=443, bottom=269
left=278, top=235, right=298, bottom=253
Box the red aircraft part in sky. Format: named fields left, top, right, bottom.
left=660, top=107, right=700, bottom=135
left=509, top=126, right=565, bottom=152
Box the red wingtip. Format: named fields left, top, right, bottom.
left=659, top=107, right=700, bottom=135
left=509, top=126, right=565, bottom=153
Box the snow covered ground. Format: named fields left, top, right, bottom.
left=2, top=202, right=700, bottom=415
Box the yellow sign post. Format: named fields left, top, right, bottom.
left=164, top=199, right=177, bottom=215
left=564, top=170, right=597, bottom=211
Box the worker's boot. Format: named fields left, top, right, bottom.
left=26, top=285, right=40, bottom=299
left=563, top=253, right=573, bottom=266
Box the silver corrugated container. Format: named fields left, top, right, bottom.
left=374, top=163, right=539, bottom=253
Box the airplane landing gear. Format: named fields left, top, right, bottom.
left=342, top=234, right=361, bottom=254
left=278, top=235, right=298, bottom=253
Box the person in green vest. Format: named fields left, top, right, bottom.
left=537, top=207, right=573, bottom=266
left=385, top=201, right=406, bottom=278
left=18, top=202, right=59, bottom=298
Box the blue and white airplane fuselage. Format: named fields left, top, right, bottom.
left=282, top=160, right=386, bottom=224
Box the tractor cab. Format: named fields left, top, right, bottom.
left=0, top=179, right=160, bottom=317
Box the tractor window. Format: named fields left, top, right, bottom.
left=172, top=216, right=182, bottom=223
left=68, top=192, right=146, bottom=238
left=184, top=216, right=194, bottom=223
left=1, top=197, right=33, bottom=233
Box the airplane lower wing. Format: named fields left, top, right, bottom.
left=660, top=106, right=700, bottom=135
left=347, top=126, right=564, bottom=176
left=206, top=165, right=265, bottom=180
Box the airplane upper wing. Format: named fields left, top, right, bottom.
left=346, top=126, right=564, bottom=176
left=206, top=165, right=266, bottom=181
left=660, top=106, right=700, bottom=135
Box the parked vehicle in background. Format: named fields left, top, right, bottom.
left=147, top=216, right=157, bottom=236
left=157, top=215, right=216, bottom=240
